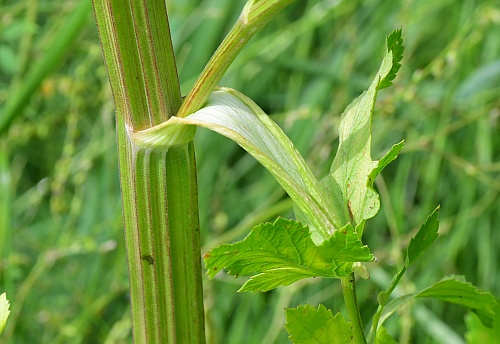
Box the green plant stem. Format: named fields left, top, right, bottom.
left=341, top=274, right=366, bottom=344
left=118, top=131, right=203, bottom=342
left=177, top=0, right=295, bottom=118
left=368, top=265, right=407, bottom=342
left=93, top=0, right=204, bottom=342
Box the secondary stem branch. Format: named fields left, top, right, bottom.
left=177, top=0, right=295, bottom=118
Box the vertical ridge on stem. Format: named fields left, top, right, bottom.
left=93, top=0, right=205, bottom=342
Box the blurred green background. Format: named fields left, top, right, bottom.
left=1, top=0, right=499, bottom=343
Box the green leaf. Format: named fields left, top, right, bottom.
left=132, top=87, right=339, bottom=244
left=406, top=206, right=440, bottom=266
left=379, top=29, right=403, bottom=90
left=381, top=275, right=497, bottom=328
left=417, top=276, right=497, bottom=327
left=321, top=28, right=405, bottom=228
left=0, top=293, right=10, bottom=335
left=317, top=223, right=375, bottom=263
left=367, top=141, right=404, bottom=189
left=465, top=304, right=500, bottom=343
left=377, top=206, right=440, bottom=306
left=285, top=304, right=355, bottom=344
left=204, top=218, right=374, bottom=292
left=374, top=326, right=397, bottom=344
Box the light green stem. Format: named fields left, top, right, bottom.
left=368, top=266, right=407, bottom=342
left=341, top=274, right=367, bottom=344
left=118, top=131, right=203, bottom=342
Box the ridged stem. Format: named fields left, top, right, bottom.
left=93, top=0, right=204, bottom=342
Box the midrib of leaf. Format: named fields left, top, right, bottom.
left=93, top=1, right=204, bottom=342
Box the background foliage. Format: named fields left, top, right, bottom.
left=1, top=0, right=499, bottom=343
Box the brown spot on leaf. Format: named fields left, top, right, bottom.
left=347, top=200, right=354, bottom=221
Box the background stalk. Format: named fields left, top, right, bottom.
left=93, top=1, right=204, bottom=342
left=0, top=0, right=92, bottom=135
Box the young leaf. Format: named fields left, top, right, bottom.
left=204, top=218, right=374, bottom=292
left=367, top=141, right=404, bottom=189
left=377, top=206, right=440, bottom=306
left=285, top=304, right=355, bottom=344
left=321, top=29, right=405, bottom=228
left=131, top=87, right=340, bottom=244
left=406, top=206, right=440, bottom=266
left=0, top=293, right=10, bottom=335
left=379, top=29, right=403, bottom=90
left=381, top=275, right=497, bottom=328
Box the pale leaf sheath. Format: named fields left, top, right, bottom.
left=130, top=87, right=339, bottom=244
